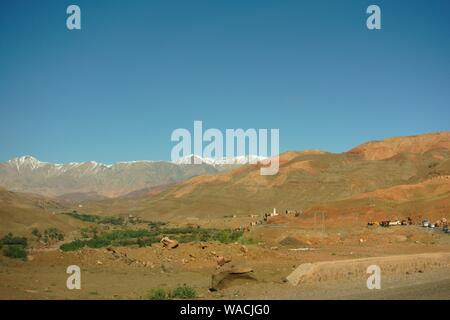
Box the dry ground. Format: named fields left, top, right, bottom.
left=0, top=220, right=449, bottom=300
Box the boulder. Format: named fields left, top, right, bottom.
left=160, top=237, right=179, bottom=249
left=210, top=265, right=255, bottom=290
left=216, top=256, right=232, bottom=267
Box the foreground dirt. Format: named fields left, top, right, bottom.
left=0, top=223, right=449, bottom=300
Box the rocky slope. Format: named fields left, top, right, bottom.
left=81, top=132, right=450, bottom=221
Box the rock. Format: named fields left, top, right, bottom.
left=96, top=260, right=103, bottom=265
left=211, top=265, right=255, bottom=290
left=161, top=263, right=174, bottom=273
left=27, top=255, right=34, bottom=261
left=160, top=237, right=179, bottom=249
left=239, top=245, right=248, bottom=253
left=286, top=263, right=315, bottom=286
left=216, top=256, right=232, bottom=266
left=25, top=289, right=38, bottom=294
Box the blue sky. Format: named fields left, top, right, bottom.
left=0, top=0, right=449, bottom=163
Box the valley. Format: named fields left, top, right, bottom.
left=0, top=132, right=449, bottom=300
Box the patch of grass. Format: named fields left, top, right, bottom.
left=60, top=225, right=244, bottom=251
left=171, top=285, right=197, bottom=299
left=149, top=288, right=169, bottom=300
left=148, top=221, right=167, bottom=230
left=60, top=240, right=85, bottom=252
left=60, top=229, right=161, bottom=251
left=237, top=236, right=257, bottom=245
left=165, top=227, right=243, bottom=244
left=148, top=285, right=197, bottom=300
left=63, top=211, right=124, bottom=225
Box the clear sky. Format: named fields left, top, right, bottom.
left=0, top=0, right=449, bottom=163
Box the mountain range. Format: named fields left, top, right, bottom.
left=0, top=155, right=265, bottom=200
left=1, top=132, right=449, bottom=235
left=78, top=132, right=450, bottom=222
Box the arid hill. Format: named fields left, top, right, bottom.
left=347, top=132, right=450, bottom=160
left=0, top=188, right=87, bottom=236
left=79, top=132, right=450, bottom=222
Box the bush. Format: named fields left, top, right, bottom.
left=3, top=245, right=27, bottom=260
left=31, top=228, right=41, bottom=239
left=148, top=285, right=197, bottom=300
left=1, top=233, right=28, bottom=260
left=171, top=285, right=197, bottom=299
left=42, top=228, right=64, bottom=243
left=1, top=233, right=28, bottom=246
left=60, top=240, right=85, bottom=252
left=149, top=288, right=169, bottom=300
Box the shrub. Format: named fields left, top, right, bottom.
left=171, top=285, right=197, bottom=299
left=3, top=245, right=27, bottom=260
left=86, top=238, right=111, bottom=248
left=31, top=228, right=41, bottom=239
left=60, top=240, right=85, bottom=251
left=42, top=228, right=64, bottom=243
left=149, top=288, right=169, bottom=300
left=1, top=233, right=28, bottom=246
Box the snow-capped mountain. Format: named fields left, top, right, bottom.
left=0, top=155, right=262, bottom=199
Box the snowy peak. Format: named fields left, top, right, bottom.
left=8, top=155, right=48, bottom=171
left=0, top=155, right=222, bottom=198
left=5, top=155, right=268, bottom=171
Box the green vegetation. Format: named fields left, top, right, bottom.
left=63, top=211, right=124, bottom=225
left=31, top=228, right=41, bottom=239
left=59, top=226, right=244, bottom=251
left=161, top=227, right=243, bottom=244
left=0, top=233, right=28, bottom=260
left=148, top=285, right=197, bottom=300
left=31, top=228, right=64, bottom=244
left=148, top=221, right=167, bottom=229
left=43, top=228, right=64, bottom=243
left=237, top=236, right=257, bottom=245
left=0, top=233, right=27, bottom=247
left=60, top=229, right=161, bottom=251
left=149, top=288, right=169, bottom=300
left=3, top=245, right=27, bottom=260
left=63, top=211, right=166, bottom=227
left=171, top=285, right=197, bottom=299
left=59, top=221, right=244, bottom=252
left=80, top=226, right=98, bottom=239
